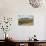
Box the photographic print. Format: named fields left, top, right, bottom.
left=17, top=15, right=34, bottom=26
